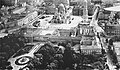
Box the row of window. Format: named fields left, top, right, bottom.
left=81, top=49, right=101, bottom=54
left=107, top=33, right=120, bottom=35
left=107, top=30, right=120, bottom=33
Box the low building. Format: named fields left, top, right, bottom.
left=0, top=0, right=18, bottom=6
left=91, top=0, right=102, bottom=4
left=70, top=0, right=91, bottom=6
left=12, top=7, right=26, bottom=14
left=72, top=6, right=83, bottom=16
left=17, top=11, right=38, bottom=26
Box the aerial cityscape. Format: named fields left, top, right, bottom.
left=0, top=0, right=120, bottom=70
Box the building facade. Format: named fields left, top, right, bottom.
left=105, top=24, right=120, bottom=36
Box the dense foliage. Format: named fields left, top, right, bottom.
left=0, top=33, right=27, bottom=69
left=14, top=42, right=108, bottom=70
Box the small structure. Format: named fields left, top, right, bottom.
left=12, top=7, right=26, bottom=14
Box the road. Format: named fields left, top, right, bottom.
left=29, top=15, right=83, bottom=36
left=8, top=43, right=45, bottom=70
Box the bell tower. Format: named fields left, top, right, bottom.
left=83, top=0, right=88, bottom=22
